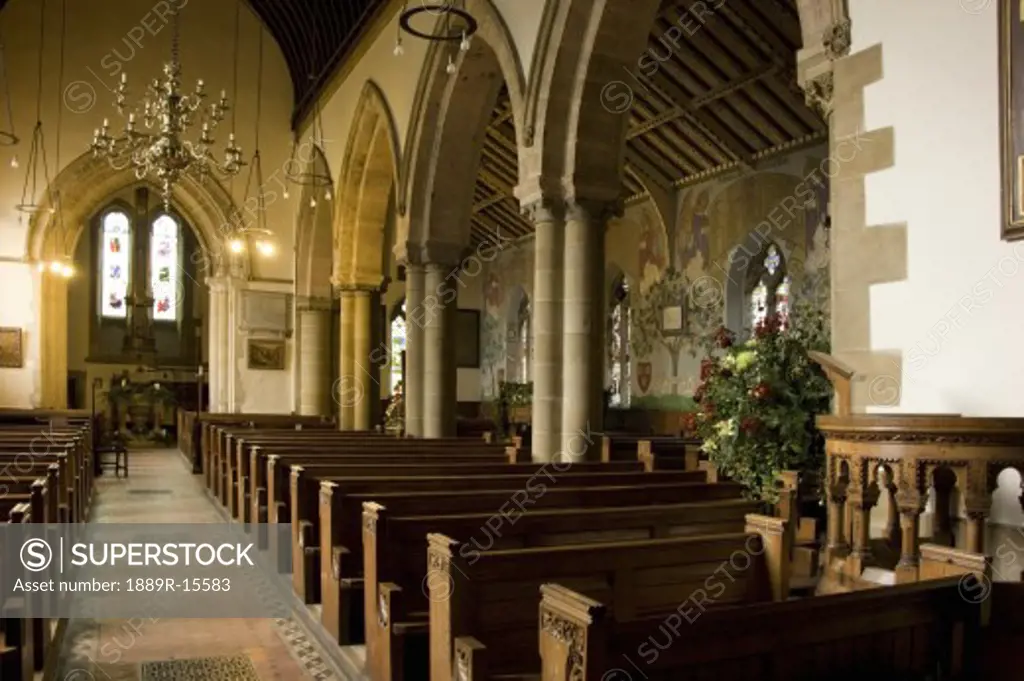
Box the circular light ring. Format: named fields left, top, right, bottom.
left=14, top=203, right=42, bottom=213
left=0, top=131, right=18, bottom=146
left=400, top=5, right=478, bottom=42
left=285, top=169, right=333, bottom=188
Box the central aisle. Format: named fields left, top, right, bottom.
left=55, top=448, right=342, bottom=681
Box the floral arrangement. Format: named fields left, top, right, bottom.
left=384, top=381, right=404, bottom=434
left=694, top=300, right=832, bottom=501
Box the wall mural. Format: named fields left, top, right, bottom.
left=480, top=270, right=506, bottom=398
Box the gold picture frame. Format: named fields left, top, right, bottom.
left=0, top=327, right=23, bottom=368
left=247, top=339, right=286, bottom=371
left=1001, top=0, right=1024, bottom=240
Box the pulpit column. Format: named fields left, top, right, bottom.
left=895, top=489, right=926, bottom=584
left=825, top=482, right=849, bottom=563
left=846, top=483, right=878, bottom=577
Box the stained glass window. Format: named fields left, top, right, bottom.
left=609, top=278, right=631, bottom=407
left=390, top=300, right=407, bottom=393
left=517, top=297, right=531, bottom=382
left=100, top=211, right=131, bottom=319
left=745, top=243, right=788, bottom=333
left=150, top=215, right=180, bottom=322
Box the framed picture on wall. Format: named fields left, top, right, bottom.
left=1001, top=0, right=1024, bottom=240
left=0, top=327, right=23, bottom=368
left=456, top=309, right=481, bottom=368
left=247, top=339, right=286, bottom=371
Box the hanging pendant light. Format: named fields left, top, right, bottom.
left=285, top=19, right=332, bottom=202
left=16, top=0, right=55, bottom=217
left=396, top=1, right=478, bottom=76
left=0, top=36, right=17, bottom=168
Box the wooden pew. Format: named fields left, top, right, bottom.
left=319, top=478, right=744, bottom=645
left=291, top=468, right=708, bottom=603
left=536, top=576, right=985, bottom=681
left=601, top=433, right=701, bottom=470
left=427, top=515, right=788, bottom=681
left=363, top=497, right=763, bottom=681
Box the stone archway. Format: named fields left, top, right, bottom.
left=295, top=145, right=335, bottom=300
left=398, top=0, right=528, bottom=261
left=26, top=151, right=240, bottom=408
left=335, top=80, right=401, bottom=290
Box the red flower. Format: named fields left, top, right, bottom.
left=681, top=412, right=697, bottom=434
left=740, top=416, right=762, bottom=435
left=714, top=326, right=734, bottom=349
left=693, top=384, right=705, bottom=403
left=750, top=382, right=772, bottom=401
left=700, top=358, right=716, bottom=381
left=755, top=313, right=783, bottom=339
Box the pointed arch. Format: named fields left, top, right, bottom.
left=295, top=145, right=335, bottom=299
left=24, top=150, right=241, bottom=407
left=398, top=0, right=527, bottom=263
left=335, top=80, right=402, bottom=289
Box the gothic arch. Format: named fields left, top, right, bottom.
left=398, top=0, right=527, bottom=263
left=25, top=151, right=241, bottom=407
left=725, top=232, right=791, bottom=335
left=295, top=145, right=335, bottom=299
left=520, top=0, right=851, bottom=202
left=335, top=80, right=401, bottom=289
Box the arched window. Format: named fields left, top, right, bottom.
left=517, top=296, right=531, bottom=382
left=390, top=300, right=407, bottom=393
left=150, top=214, right=180, bottom=322
left=100, top=211, right=131, bottom=319
left=609, top=277, right=631, bottom=407
left=745, top=243, right=790, bottom=331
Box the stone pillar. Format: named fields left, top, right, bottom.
left=207, top=277, right=230, bottom=413
left=527, top=200, right=564, bottom=462
left=421, top=263, right=457, bottom=438
left=352, top=289, right=374, bottom=430
left=560, top=200, right=612, bottom=461
left=405, top=264, right=426, bottom=437
left=338, top=290, right=356, bottom=430
left=297, top=299, right=331, bottom=416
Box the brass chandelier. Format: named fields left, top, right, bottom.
left=89, top=3, right=243, bottom=207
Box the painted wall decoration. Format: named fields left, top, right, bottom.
left=637, top=203, right=668, bottom=290
left=676, top=188, right=711, bottom=282
left=480, top=269, right=507, bottom=398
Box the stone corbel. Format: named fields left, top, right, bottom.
left=796, top=13, right=852, bottom=121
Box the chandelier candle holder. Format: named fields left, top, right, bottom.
left=394, top=1, right=477, bottom=74
left=0, top=39, right=18, bottom=167
left=89, top=5, right=243, bottom=207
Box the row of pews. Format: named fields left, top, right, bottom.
left=198, top=420, right=1012, bottom=681
left=0, top=409, right=94, bottom=681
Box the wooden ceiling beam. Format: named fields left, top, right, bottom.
left=473, top=193, right=507, bottom=214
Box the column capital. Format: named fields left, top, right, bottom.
left=564, top=197, right=623, bottom=225
left=520, top=197, right=565, bottom=224
left=420, top=239, right=467, bottom=268
left=295, top=295, right=333, bottom=312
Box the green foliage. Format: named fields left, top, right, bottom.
left=629, top=394, right=697, bottom=412
left=694, top=306, right=832, bottom=502
left=498, top=381, right=532, bottom=407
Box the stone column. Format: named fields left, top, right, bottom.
left=297, top=298, right=331, bottom=416
left=527, top=200, right=564, bottom=462
left=352, top=289, right=374, bottom=430
left=421, top=263, right=457, bottom=438
left=405, top=264, right=426, bottom=437
left=206, top=277, right=230, bottom=413
left=338, top=290, right=356, bottom=430
left=560, top=200, right=612, bottom=461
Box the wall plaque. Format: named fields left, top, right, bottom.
left=247, top=339, right=286, bottom=371
left=0, top=327, right=23, bottom=368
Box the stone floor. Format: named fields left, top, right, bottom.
left=54, top=448, right=348, bottom=681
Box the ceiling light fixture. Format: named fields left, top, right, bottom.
left=396, top=1, right=478, bottom=77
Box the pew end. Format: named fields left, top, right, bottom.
left=379, top=582, right=429, bottom=681
left=538, top=584, right=607, bottom=681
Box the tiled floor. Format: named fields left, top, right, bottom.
left=54, top=448, right=345, bottom=681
